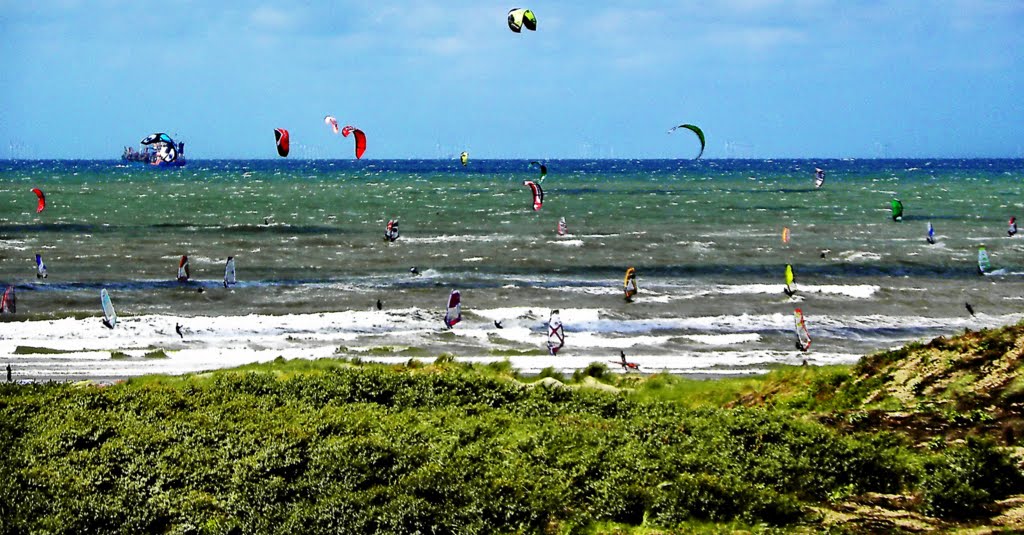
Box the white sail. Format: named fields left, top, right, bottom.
left=547, top=310, right=564, bottom=355
left=101, top=289, right=117, bottom=328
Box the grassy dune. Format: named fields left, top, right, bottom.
left=2, top=326, right=1024, bottom=533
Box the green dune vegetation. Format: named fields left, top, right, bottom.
left=2, top=325, right=1024, bottom=533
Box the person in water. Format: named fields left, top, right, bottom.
left=410, top=267, right=419, bottom=275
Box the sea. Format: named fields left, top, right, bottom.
left=2, top=158, right=1024, bottom=380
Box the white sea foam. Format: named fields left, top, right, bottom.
left=682, top=333, right=761, bottom=345
left=654, top=283, right=878, bottom=300
left=837, top=250, right=883, bottom=262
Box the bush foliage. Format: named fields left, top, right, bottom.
left=0, top=360, right=1020, bottom=533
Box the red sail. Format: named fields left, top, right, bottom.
left=274, top=128, right=290, bottom=157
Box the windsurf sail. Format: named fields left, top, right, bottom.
left=224, top=256, right=236, bottom=287
left=507, top=8, right=537, bottom=32
left=35, top=254, right=47, bottom=279
left=100, top=288, right=116, bottom=329
left=274, top=128, right=290, bottom=157
left=782, top=226, right=790, bottom=244
left=927, top=222, right=935, bottom=244
left=324, top=115, right=339, bottom=134
left=546, top=309, right=565, bottom=355
left=623, top=267, right=638, bottom=301
left=444, top=290, right=462, bottom=328
left=341, top=125, right=367, bottom=159
left=978, top=246, right=991, bottom=274
left=794, top=308, right=811, bottom=352
left=524, top=180, right=543, bottom=211
left=557, top=217, right=567, bottom=236
left=891, top=199, right=903, bottom=222
left=385, top=219, right=400, bottom=242
left=530, top=161, right=547, bottom=182
left=784, top=264, right=795, bottom=296
left=177, top=255, right=190, bottom=282
left=814, top=168, right=825, bottom=188
left=668, top=123, right=705, bottom=159
left=1009, top=217, right=1018, bottom=237
left=460, top=151, right=468, bottom=166
left=31, top=188, right=45, bottom=213
left=1, top=286, right=15, bottom=314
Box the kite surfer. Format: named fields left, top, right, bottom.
left=1009, top=217, right=1018, bottom=237
left=175, top=323, right=184, bottom=339
left=965, top=303, right=976, bottom=317
left=494, top=320, right=503, bottom=329
left=376, top=299, right=383, bottom=311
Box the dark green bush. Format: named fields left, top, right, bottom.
left=0, top=365, right=1019, bottom=533
left=921, top=437, right=1024, bottom=518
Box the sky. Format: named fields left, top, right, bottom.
left=1, top=1, right=1022, bottom=159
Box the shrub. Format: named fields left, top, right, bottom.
left=921, top=437, right=1024, bottom=518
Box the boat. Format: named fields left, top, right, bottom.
left=122, top=132, right=186, bottom=167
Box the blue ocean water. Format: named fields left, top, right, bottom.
left=2, top=158, right=1024, bottom=378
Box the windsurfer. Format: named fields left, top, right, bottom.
left=384, top=219, right=400, bottom=242
left=102, top=317, right=114, bottom=330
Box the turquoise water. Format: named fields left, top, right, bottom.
left=2, top=158, right=1024, bottom=377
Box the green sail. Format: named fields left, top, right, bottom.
left=670, top=124, right=705, bottom=159
left=891, top=199, right=903, bottom=222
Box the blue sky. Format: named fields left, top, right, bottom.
left=2, top=1, right=1022, bottom=159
